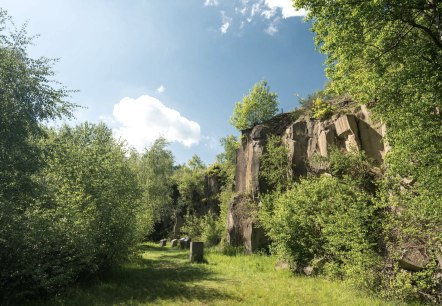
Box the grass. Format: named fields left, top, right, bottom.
left=30, top=242, right=406, bottom=306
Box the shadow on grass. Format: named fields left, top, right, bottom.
left=35, top=244, right=234, bottom=306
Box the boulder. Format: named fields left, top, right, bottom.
left=159, top=239, right=167, bottom=247
left=398, top=247, right=430, bottom=272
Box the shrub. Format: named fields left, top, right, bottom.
left=259, top=135, right=292, bottom=192
left=260, top=175, right=382, bottom=288
left=312, top=97, right=334, bottom=120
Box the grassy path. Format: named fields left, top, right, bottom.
left=34, top=243, right=404, bottom=306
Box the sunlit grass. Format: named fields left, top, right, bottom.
left=30, top=242, right=407, bottom=306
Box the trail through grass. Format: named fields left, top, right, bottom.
left=32, top=243, right=405, bottom=305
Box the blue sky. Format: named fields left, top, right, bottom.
left=0, top=0, right=327, bottom=165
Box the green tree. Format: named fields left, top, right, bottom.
left=230, top=80, right=279, bottom=131
left=293, top=0, right=442, bottom=192
left=294, top=0, right=442, bottom=301
left=137, top=137, right=175, bottom=236
left=0, top=10, right=76, bottom=300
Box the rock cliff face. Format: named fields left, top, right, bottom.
left=227, top=105, right=387, bottom=252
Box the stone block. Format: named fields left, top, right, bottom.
left=180, top=237, right=191, bottom=249
left=189, top=241, right=204, bottom=263
left=335, top=114, right=358, bottom=137
left=398, top=247, right=429, bottom=272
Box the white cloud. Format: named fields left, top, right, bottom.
left=220, top=11, right=232, bottom=34
left=204, top=0, right=219, bottom=6
left=265, top=22, right=279, bottom=35
left=156, top=85, right=165, bottom=93
left=112, top=95, right=201, bottom=150
left=264, top=0, right=308, bottom=18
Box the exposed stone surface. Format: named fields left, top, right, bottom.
left=227, top=194, right=268, bottom=252
left=159, top=239, right=167, bottom=247
left=180, top=237, right=191, bottom=249
left=398, top=246, right=430, bottom=272
left=173, top=215, right=184, bottom=238
left=228, top=106, right=387, bottom=251
left=189, top=242, right=204, bottom=263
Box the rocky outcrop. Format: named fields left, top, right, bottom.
left=228, top=106, right=387, bottom=251
left=227, top=194, right=268, bottom=252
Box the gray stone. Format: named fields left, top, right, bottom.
left=159, top=239, right=167, bottom=247
left=303, top=266, right=314, bottom=276
left=227, top=194, right=268, bottom=252
left=335, top=114, right=359, bottom=137
left=180, top=237, right=191, bottom=249
left=189, top=241, right=204, bottom=263
left=398, top=247, right=429, bottom=272
left=173, top=215, right=184, bottom=238
left=170, top=239, right=178, bottom=247
left=357, top=119, right=384, bottom=163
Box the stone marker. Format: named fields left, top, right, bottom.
left=180, top=237, right=191, bottom=249
left=190, top=241, right=204, bottom=263
left=170, top=239, right=178, bottom=247
left=179, top=237, right=186, bottom=249
left=159, top=239, right=167, bottom=247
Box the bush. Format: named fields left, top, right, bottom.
left=312, top=97, right=334, bottom=120
left=260, top=175, right=382, bottom=288
left=0, top=123, right=142, bottom=302
left=259, top=135, right=292, bottom=192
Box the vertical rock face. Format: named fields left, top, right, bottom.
left=228, top=106, right=387, bottom=251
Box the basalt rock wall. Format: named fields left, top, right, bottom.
left=228, top=105, right=387, bottom=252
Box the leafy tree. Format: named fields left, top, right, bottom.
left=187, top=154, right=205, bottom=171
left=173, top=156, right=206, bottom=213
left=293, top=0, right=442, bottom=193
left=230, top=80, right=279, bottom=131
left=294, top=0, right=442, bottom=301
left=137, top=137, right=175, bottom=236
left=43, top=123, right=141, bottom=267
left=0, top=9, right=76, bottom=300
left=216, top=135, right=240, bottom=166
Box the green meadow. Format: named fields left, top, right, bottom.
left=31, top=243, right=408, bottom=306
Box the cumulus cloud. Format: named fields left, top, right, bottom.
left=204, top=0, right=219, bottom=6
left=220, top=11, right=232, bottom=34
left=112, top=95, right=201, bottom=150
left=156, top=85, right=165, bottom=93
left=264, top=0, right=307, bottom=18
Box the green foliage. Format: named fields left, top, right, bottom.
left=259, top=135, right=292, bottom=192
left=173, top=157, right=206, bottom=213
left=293, top=2, right=442, bottom=300
left=260, top=175, right=382, bottom=288
left=230, top=80, right=279, bottom=131
left=1, top=123, right=142, bottom=301
left=137, top=137, right=175, bottom=236
left=312, top=97, right=334, bottom=119
left=216, top=135, right=239, bottom=166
